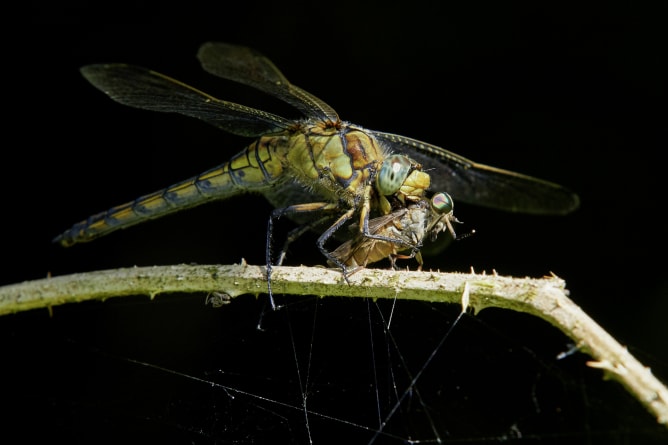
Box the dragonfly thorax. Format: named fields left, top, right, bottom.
left=282, top=125, right=385, bottom=204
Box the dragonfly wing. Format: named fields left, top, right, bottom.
left=197, top=42, right=340, bottom=124
left=81, top=64, right=293, bottom=137
left=373, top=131, right=580, bottom=215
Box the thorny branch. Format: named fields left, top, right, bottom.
left=1, top=262, right=666, bottom=427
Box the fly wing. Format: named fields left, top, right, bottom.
left=81, top=64, right=293, bottom=137
left=329, top=210, right=407, bottom=267
left=373, top=131, right=580, bottom=215
left=197, top=42, right=340, bottom=124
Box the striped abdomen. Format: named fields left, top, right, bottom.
left=54, top=135, right=289, bottom=246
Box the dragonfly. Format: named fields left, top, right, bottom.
left=329, top=192, right=460, bottom=274
left=55, top=42, right=579, bottom=306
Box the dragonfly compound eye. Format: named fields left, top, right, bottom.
left=431, top=192, right=454, bottom=214
left=376, top=155, right=413, bottom=196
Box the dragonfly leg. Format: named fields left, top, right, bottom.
left=275, top=215, right=335, bottom=267
left=266, top=202, right=339, bottom=310
left=315, top=207, right=358, bottom=284
left=358, top=187, right=421, bottom=254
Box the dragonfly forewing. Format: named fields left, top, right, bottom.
left=373, top=131, right=580, bottom=215
left=196, top=42, right=339, bottom=124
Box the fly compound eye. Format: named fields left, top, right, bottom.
left=431, top=192, right=454, bottom=214
left=376, top=155, right=413, bottom=196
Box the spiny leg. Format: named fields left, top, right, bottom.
left=315, top=207, right=358, bottom=283
left=275, top=215, right=335, bottom=267
left=265, top=202, right=339, bottom=310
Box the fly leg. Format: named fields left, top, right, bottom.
left=389, top=250, right=424, bottom=271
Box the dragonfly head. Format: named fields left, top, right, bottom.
left=376, top=155, right=431, bottom=214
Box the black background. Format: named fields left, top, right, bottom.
left=3, top=1, right=667, bottom=443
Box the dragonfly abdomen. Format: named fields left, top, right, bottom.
left=53, top=141, right=289, bottom=247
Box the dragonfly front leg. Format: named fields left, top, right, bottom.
left=315, top=207, right=357, bottom=282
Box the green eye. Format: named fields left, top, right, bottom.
left=376, top=155, right=412, bottom=196
left=431, top=192, right=454, bottom=214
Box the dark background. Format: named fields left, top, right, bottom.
left=3, top=1, right=667, bottom=443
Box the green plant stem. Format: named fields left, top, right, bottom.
left=1, top=262, right=666, bottom=427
